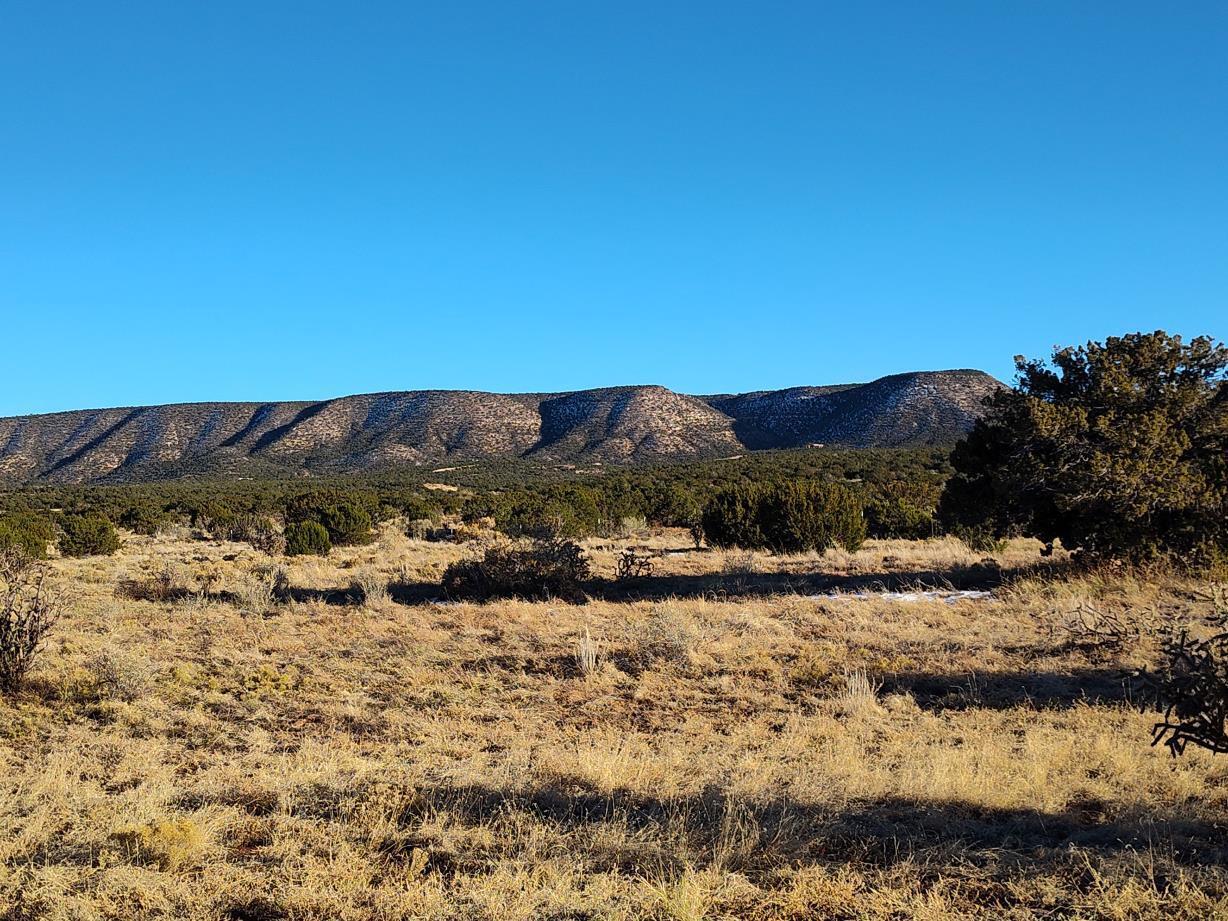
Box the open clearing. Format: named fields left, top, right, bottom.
left=2, top=529, right=1226, bottom=920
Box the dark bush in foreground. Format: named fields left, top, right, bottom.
left=0, top=513, right=55, bottom=559
left=940, top=331, right=1228, bottom=562
left=58, top=514, right=121, bottom=557
left=285, top=521, right=331, bottom=556
left=702, top=480, right=866, bottom=553
left=442, top=540, right=590, bottom=601
left=0, top=551, right=59, bottom=694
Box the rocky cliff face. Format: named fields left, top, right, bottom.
left=0, top=370, right=1001, bottom=483
left=703, top=371, right=1000, bottom=449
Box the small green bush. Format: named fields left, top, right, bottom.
left=192, top=507, right=283, bottom=552
left=191, top=501, right=236, bottom=534
left=58, top=514, right=121, bottom=557
left=118, top=505, right=172, bottom=536
left=702, top=485, right=766, bottom=549
left=406, top=518, right=434, bottom=541
left=285, top=494, right=374, bottom=547
left=953, top=525, right=1008, bottom=555
left=285, top=521, right=331, bottom=556
left=0, top=513, right=55, bottom=559
left=864, top=495, right=935, bottom=540
left=397, top=496, right=443, bottom=523
left=217, top=514, right=285, bottom=554
left=645, top=483, right=702, bottom=529
left=319, top=503, right=374, bottom=546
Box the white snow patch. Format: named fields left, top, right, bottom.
left=814, top=589, right=995, bottom=605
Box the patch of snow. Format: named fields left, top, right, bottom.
left=813, top=589, right=995, bottom=605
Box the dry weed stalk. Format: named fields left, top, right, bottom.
left=352, top=569, right=390, bottom=606
left=236, top=565, right=289, bottom=615
left=575, top=627, right=601, bottom=677
left=841, top=667, right=882, bottom=712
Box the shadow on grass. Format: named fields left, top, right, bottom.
left=388, top=581, right=449, bottom=605
left=588, top=561, right=1011, bottom=602
left=219, top=782, right=1225, bottom=919
left=159, top=562, right=1024, bottom=609
left=387, top=558, right=1068, bottom=607
left=880, top=666, right=1141, bottom=711
left=116, top=580, right=358, bottom=607
left=379, top=782, right=1226, bottom=878
left=283, top=586, right=354, bottom=606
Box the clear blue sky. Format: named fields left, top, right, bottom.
left=2, top=2, right=1225, bottom=415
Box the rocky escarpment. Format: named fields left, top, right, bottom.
left=0, top=370, right=1001, bottom=483
left=702, top=370, right=1001, bottom=449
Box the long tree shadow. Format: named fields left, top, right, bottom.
left=223, top=783, right=1225, bottom=920
left=589, top=561, right=1011, bottom=602
left=880, top=666, right=1142, bottom=711
left=388, top=580, right=448, bottom=605
left=378, top=781, right=1226, bottom=879
left=389, top=558, right=1065, bottom=607
left=128, top=564, right=1024, bottom=609
left=436, top=648, right=1138, bottom=710
left=117, top=581, right=356, bottom=607
left=284, top=585, right=355, bottom=606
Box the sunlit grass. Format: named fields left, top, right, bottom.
left=1, top=528, right=1224, bottom=919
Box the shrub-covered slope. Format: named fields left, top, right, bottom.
left=0, top=371, right=1000, bottom=483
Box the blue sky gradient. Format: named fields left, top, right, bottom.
left=2, top=2, right=1225, bottom=415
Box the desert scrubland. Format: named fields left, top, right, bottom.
left=2, top=527, right=1226, bottom=920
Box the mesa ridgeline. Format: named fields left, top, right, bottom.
left=0, top=370, right=999, bottom=484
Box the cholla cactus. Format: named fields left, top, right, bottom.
left=0, top=550, right=59, bottom=693
left=1147, top=621, right=1228, bottom=756
left=615, top=550, right=654, bottom=581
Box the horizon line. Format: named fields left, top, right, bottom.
left=0, top=368, right=998, bottom=420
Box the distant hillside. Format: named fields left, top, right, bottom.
left=0, top=371, right=1001, bottom=484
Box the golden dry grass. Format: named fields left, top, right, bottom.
left=2, top=527, right=1226, bottom=920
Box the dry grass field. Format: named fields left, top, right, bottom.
left=2, top=525, right=1226, bottom=920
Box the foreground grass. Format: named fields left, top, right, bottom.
left=1, top=530, right=1226, bottom=920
